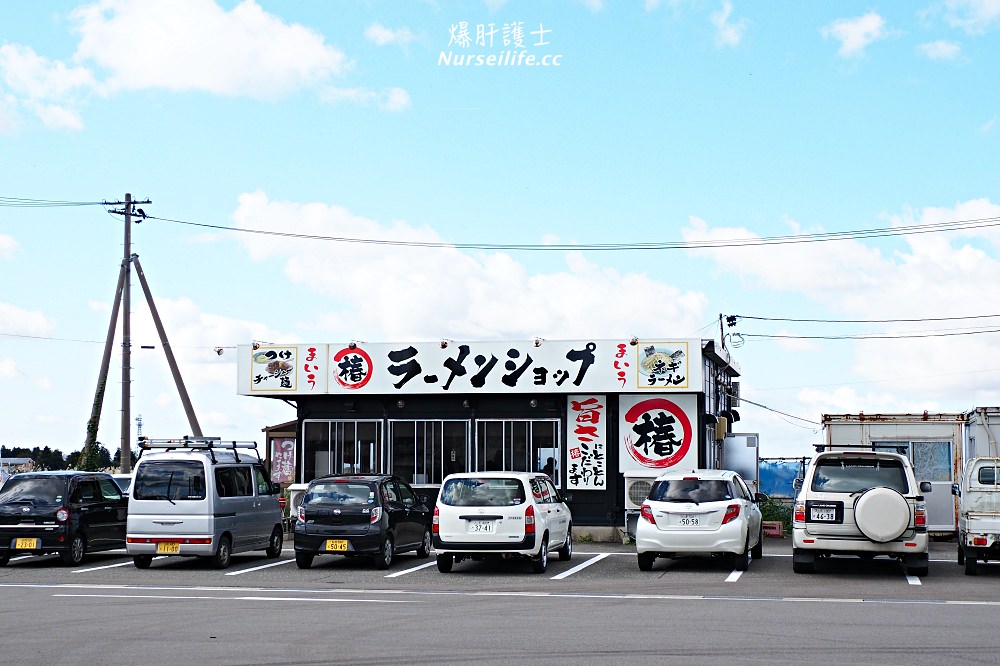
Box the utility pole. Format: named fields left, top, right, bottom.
left=122, top=193, right=132, bottom=471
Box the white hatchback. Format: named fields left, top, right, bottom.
left=433, top=472, right=572, bottom=574
left=635, top=468, right=764, bottom=571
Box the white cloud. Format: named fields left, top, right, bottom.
left=27, top=101, right=84, bottom=130
left=364, top=22, right=416, bottom=47
left=0, top=303, right=55, bottom=336
left=821, top=12, right=891, bottom=57
left=0, top=235, right=19, bottom=258
left=321, top=86, right=412, bottom=112
left=981, top=115, right=998, bottom=134
left=0, top=93, right=19, bottom=133
left=711, top=1, right=748, bottom=47
left=0, top=44, right=95, bottom=100
left=945, top=0, right=1000, bottom=34
left=918, top=39, right=961, bottom=60
left=230, top=192, right=709, bottom=342
left=580, top=0, right=604, bottom=12
left=0, top=358, right=17, bottom=379
left=71, top=0, right=349, bottom=100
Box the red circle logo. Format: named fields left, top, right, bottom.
left=623, top=398, right=692, bottom=468
left=333, top=347, right=373, bottom=390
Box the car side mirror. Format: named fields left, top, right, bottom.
left=418, top=494, right=430, bottom=505
left=793, top=478, right=803, bottom=491
left=951, top=483, right=960, bottom=497
left=754, top=492, right=768, bottom=503
left=919, top=481, right=933, bottom=493
left=271, top=482, right=282, bottom=495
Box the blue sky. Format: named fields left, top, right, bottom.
left=2, top=0, right=999, bottom=460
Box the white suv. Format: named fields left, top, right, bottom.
left=433, top=472, right=572, bottom=574
left=792, top=448, right=932, bottom=576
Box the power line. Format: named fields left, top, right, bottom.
left=744, top=328, right=1000, bottom=340
left=731, top=313, right=1000, bottom=324
left=129, top=212, right=1000, bottom=252
left=0, top=196, right=109, bottom=207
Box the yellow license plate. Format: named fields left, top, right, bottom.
left=325, top=539, right=348, bottom=552
left=156, top=542, right=181, bottom=554
left=15, top=538, right=39, bottom=550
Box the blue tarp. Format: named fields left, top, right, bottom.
left=759, top=459, right=807, bottom=498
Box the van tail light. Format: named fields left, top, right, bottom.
left=297, top=506, right=305, bottom=523
left=722, top=504, right=740, bottom=525
left=370, top=507, right=382, bottom=524
left=525, top=504, right=536, bottom=534
left=640, top=503, right=656, bottom=526
left=432, top=506, right=440, bottom=534
left=914, top=501, right=927, bottom=531
left=793, top=501, right=805, bottom=523
left=56, top=508, right=69, bottom=523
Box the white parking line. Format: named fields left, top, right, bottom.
left=224, top=558, right=297, bottom=576
left=725, top=570, right=743, bottom=582
left=384, top=561, right=438, bottom=578
left=550, top=553, right=609, bottom=580
left=906, top=575, right=922, bottom=585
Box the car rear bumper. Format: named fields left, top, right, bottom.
left=635, top=520, right=746, bottom=555
left=433, top=532, right=536, bottom=554
left=793, top=528, right=928, bottom=553
left=294, top=531, right=383, bottom=555
left=126, top=534, right=215, bottom=556
left=1, top=527, right=70, bottom=555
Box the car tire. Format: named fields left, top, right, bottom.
left=957, top=544, right=965, bottom=565
left=792, top=548, right=815, bottom=574
left=212, top=535, right=232, bottom=569
left=375, top=534, right=394, bottom=570
left=732, top=535, right=751, bottom=571
left=751, top=526, right=764, bottom=560
left=905, top=553, right=929, bottom=577
left=265, top=527, right=283, bottom=558
left=558, top=525, right=573, bottom=561
left=61, top=533, right=86, bottom=566
left=416, top=528, right=432, bottom=558
left=436, top=553, right=454, bottom=573
left=965, top=554, right=978, bottom=576
left=637, top=552, right=655, bottom=571
left=295, top=551, right=314, bottom=569
left=133, top=555, right=153, bottom=569
left=0, top=552, right=10, bottom=567
left=531, top=539, right=548, bottom=574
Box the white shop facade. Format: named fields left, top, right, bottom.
left=238, top=338, right=741, bottom=528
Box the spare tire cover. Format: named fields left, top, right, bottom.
left=854, top=487, right=909, bottom=543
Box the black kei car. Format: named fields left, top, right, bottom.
left=293, top=475, right=433, bottom=570
left=0, top=471, right=128, bottom=566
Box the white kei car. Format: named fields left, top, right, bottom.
left=635, top=468, right=764, bottom=571
left=433, top=472, right=572, bottom=574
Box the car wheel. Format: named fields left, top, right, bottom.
left=0, top=552, right=10, bottom=567
left=957, top=544, right=965, bottom=565
left=375, top=534, right=394, bottom=570
left=416, top=528, right=432, bottom=558
left=265, top=527, right=283, bottom=558
left=558, top=525, right=573, bottom=561
left=295, top=551, right=314, bottom=569
left=133, top=555, right=153, bottom=569
left=61, top=533, right=86, bottom=566
left=792, top=548, right=815, bottom=574
left=637, top=552, right=655, bottom=571
left=751, top=526, right=764, bottom=560
left=531, top=539, right=548, bottom=574
left=212, top=536, right=232, bottom=569
left=965, top=554, right=978, bottom=576
left=732, top=535, right=750, bottom=571
left=436, top=553, right=454, bottom=573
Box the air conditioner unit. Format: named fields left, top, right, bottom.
left=624, top=473, right=658, bottom=511
left=288, top=483, right=310, bottom=515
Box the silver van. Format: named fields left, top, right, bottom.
left=126, top=437, right=284, bottom=569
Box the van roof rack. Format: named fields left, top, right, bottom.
left=813, top=443, right=908, bottom=455
left=138, top=436, right=261, bottom=464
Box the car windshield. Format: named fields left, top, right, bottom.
left=305, top=481, right=375, bottom=505
left=810, top=458, right=909, bottom=493
left=134, top=461, right=207, bottom=501
left=0, top=477, right=66, bottom=504
left=438, top=478, right=526, bottom=507
left=648, top=479, right=733, bottom=503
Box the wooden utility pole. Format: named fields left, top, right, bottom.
left=121, top=193, right=132, bottom=471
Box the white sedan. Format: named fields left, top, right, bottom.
left=635, top=468, right=764, bottom=571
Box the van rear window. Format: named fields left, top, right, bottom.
left=811, top=458, right=909, bottom=494
left=439, top=478, right=526, bottom=507
left=305, top=481, right=375, bottom=505
left=648, top=479, right=733, bottom=503
left=134, top=461, right=206, bottom=501
left=0, top=477, right=66, bottom=504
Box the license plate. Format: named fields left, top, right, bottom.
left=676, top=515, right=701, bottom=527
left=468, top=520, right=495, bottom=533
left=325, top=539, right=348, bottom=552
left=15, top=537, right=39, bottom=550
left=156, top=542, right=180, bottom=554
left=810, top=508, right=836, bottom=521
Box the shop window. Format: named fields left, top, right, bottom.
left=475, top=419, right=560, bottom=486
left=389, top=420, right=470, bottom=486
left=301, top=420, right=384, bottom=483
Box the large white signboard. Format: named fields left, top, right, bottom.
left=618, top=393, right=699, bottom=473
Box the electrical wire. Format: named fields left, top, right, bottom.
left=744, top=328, right=1000, bottom=340
left=0, top=196, right=108, bottom=207
left=730, top=313, right=1000, bottom=324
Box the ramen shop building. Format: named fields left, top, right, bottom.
left=238, top=338, right=742, bottom=530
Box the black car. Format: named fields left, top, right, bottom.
left=0, top=471, right=128, bottom=566
left=293, top=475, right=432, bottom=570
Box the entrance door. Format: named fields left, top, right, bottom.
left=875, top=441, right=955, bottom=532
